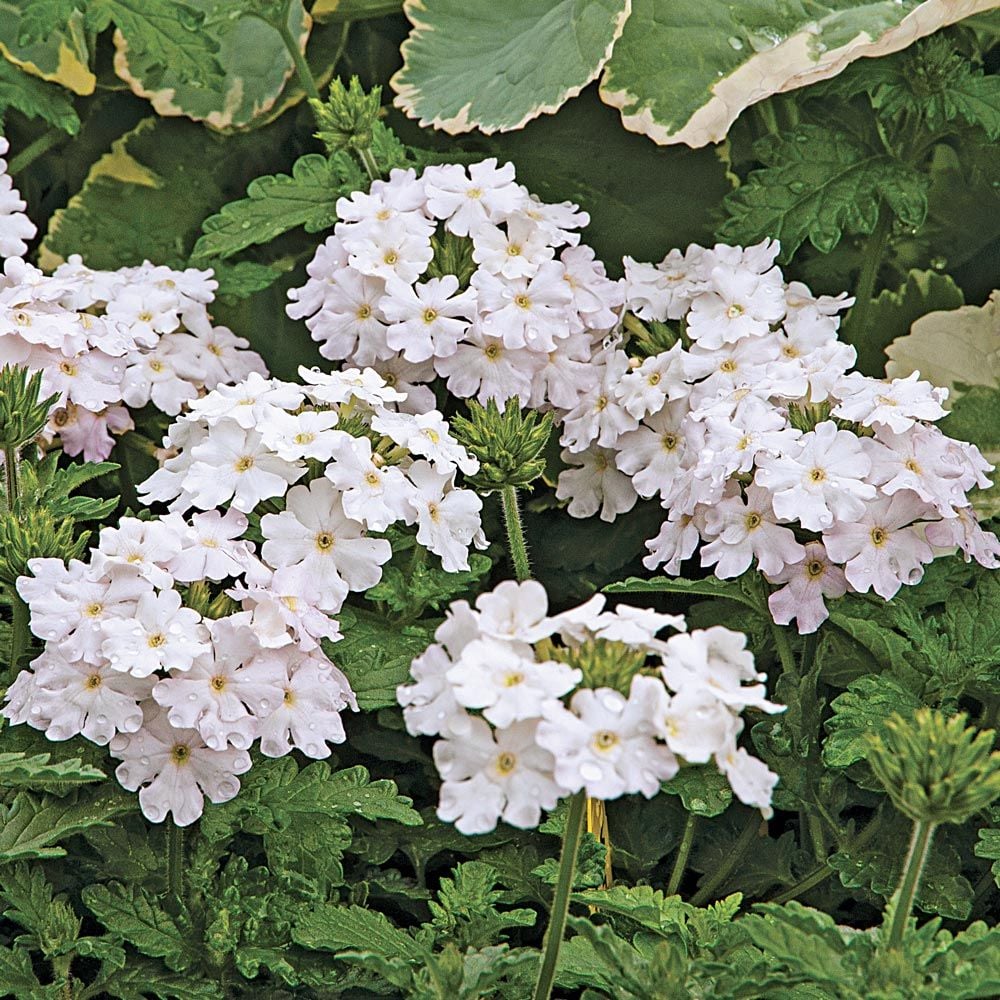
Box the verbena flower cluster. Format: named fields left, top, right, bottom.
left=555, top=240, right=999, bottom=633
left=4, top=367, right=486, bottom=824
left=0, top=140, right=264, bottom=461
left=286, top=158, right=624, bottom=415
left=397, top=580, right=782, bottom=834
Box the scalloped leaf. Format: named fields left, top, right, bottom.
left=599, top=0, right=998, bottom=148
left=112, top=0, right=311, bottom=131
left=391, top=0, right=631, bottom=135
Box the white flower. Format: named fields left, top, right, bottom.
left=258, top=408, right=344, bottom=463
left=593, top=605, right=687, bottom=646
left=474, top=579, right=555, bottom=644
left=101, top=589, right=210, bottom=678
left=832, top=371, right=947, bottom=432
left=651, top=685, right=741, bottom=764
left=643, top=511, right=702, bottom=575
left=324, top=433, right=415, bottom=531
left=560, top=349, right=638, bottom=452
left=766, top=541, right=848, bottom=634
left=823, top=492, right=935, bottom=599
left=556, top=446, right=638, bottom=523
left=162, top=508, right=256, bottom=583
left=189, top=372, right=304, bottom=428
left=185, top=422, right=304, bottom=512
left=615, top=344, right=688, bottom=419
left=260, top=478, right=392, bottom=612
left=227, top=581, right=342, bottom=651
left=434, top=325, right=539, bottom=406
left=403, top=461, right=484, bottom=573
left=446, top=637, right=580, bottom=728
left=423, top=159, right=525, bottom=236
left=298, top=364, right=407, bottom=408
left=111, top=707, right=251, bottom=826
left=754, top=421, right=875, bottom=531
left=343, top=218, right=434, bottom=284
left=93, top=518, right=181, bottom=590
left=716, top=744, right=779, bottom=819
left=686, top=263, right=785, bottom=349
left=536, top=678, right=679, bottom=800
left=257, top=654, right=355, bottom=759
left=435, top=718, right=561, bottom=834
left=472, top=215, right=554, bottom=279
left=397, top=643, right=472, bottom=738
left=371, top=408, right=478, bottom=475
left=661, top=627, right=781, bottom=713
left=476, top=261, right=574, bottom=351
left=381, top=275, right=476, bottom=362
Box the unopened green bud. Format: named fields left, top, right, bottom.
left=624, top=313, right=680, bottom=357
left=451, top=398, right=552, bottom=492
left=869, top=708, right=1000, bottom=825
left=426, top=231, right=476, bottom=289
left=183, top=581, right=238, bottom=620
left=0, top=507, right=86, bottom=585
left=538, top=637, right=649, bottom=695
left=311, top=76, right=382, bottom=157
left=0, top=365, right=56, bottom=452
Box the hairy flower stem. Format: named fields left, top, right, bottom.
left=278, top=22, right=320, bottom=102
left=886, top=819, right=936, bottom=949
left=165, top=820, right=185, bottom=911
left=358, top=146, right=381, bottom=184
left=501, top=485, right=532, bottom=583
left=10, top=595, right=30, bottom=672
left=3, top=445, right=19, bottom=512
left=667, top=812, right=698, bottom=896
left=845, top=205, right=892, bottom=351
left=7, top=129, right=66, bottom=176
left=534, top=790, right=587, bottom=1000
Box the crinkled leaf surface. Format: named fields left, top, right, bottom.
left=0, top=1, right=95, bottom=94
left=599, top=0, right=998, bottom=148
left=112, top=0, right=310, bottom=130
left=391, top=0, right=632, bottom=134
left=0, top=56, right=79, bottom=132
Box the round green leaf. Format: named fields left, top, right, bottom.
left=391, top=0, right=631, bottom=134
left=600, top=0, right=998, bottom=147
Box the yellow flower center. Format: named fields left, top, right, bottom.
left=719, top=359, right=738, bottom=373
left=870, top=527, right=888, bottom=547
left=806, top=559, right=825, bottom=579
left=514, top=294, right=531, bottom=309
left=147, top=632, right=166, bottom=648
left=422, top=308, right=438, bottom=324
left=726, top=303, right=745, bottom=319
left=383, top=250, right=399, bottom=266
left=496, top=752, right=517, bottom=774
left=315, top=531, right=335, bottom=552
left=210, top=676, right=227, bottom=692
left=745, top=512, right=762, bottom=531
left=809, top=468, right=826, bottom=483
left=85, top=674, right=102, bottom=689
left=234, top=455, right=255, bottom=472
left=593, top=730, right=619, bottom=751
left=484, top=343, right=501, bottom=360
left=170, top=744, right=190, bottom=765
left=357, top=304, right=372, bottom=320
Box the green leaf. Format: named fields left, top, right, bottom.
left=331, top=605, right=437, bottom=711
left=207, top=260, right=286, bottom=299
left=605, top=573, right=760, bottom=609
left=191, top=152, right=351, bottom=262
left=854, top=269, right=964, bottom=377
left=719, top=123, right=928, bottom=259
left=87, top=960, right=225, bottom=1000
left=662, top=765, right=734, bottom=817
left=82, top=882, right=195, bottom=972
left=598, top=0, right=990, bottom=148
left=823, top=675, right=923, bottom=768
left=0, top=751, right=103, bottom=791
left=312, top=0, right=401, bottom=20
left=112, top=0, right=312, bottom=130
left=0, top=944, right=41, bottom=993
left=0, top=790, right=125, bottom=861
left=367, top=551, right=491, bottom=620
left=974, top=828, right=1000, bottom=887
left=293, top=902, right=425, bottom=961
left=88, top=0, right=224, bottom=89
left=0, top=57, right=79, bottom=131
left=0, top=1, right=96, bottom=95
left=571, top=884, right=692, bottom=939
left=392, top=0, right=629, bottom=134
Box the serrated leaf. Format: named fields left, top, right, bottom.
left=0, top=751, right=103, bottom=790
left=823, top=675, right=922, bottom=768
left=191, top=152, right=351, bottom=262
left=0, top=790, right=125, bottom=861
left=113, top=0, right=310, bottom=130
left=0, top=57, right=79, bottom=132
left=90, top=0, right=224, bottom=90
left=392, top=0, right=630, bottom=135
left=293, top=902, right=425, bottom=961
left=207, top=260, right=285, bottom=299
left=87, top=960, right=225, bottom=1000
left=719, top=123, right=928, bottom=260
left=974, top=828, right=1000, bottom=887
left=0, top=1, right=95, bottom=95
left=852, top=269, right=964, bottom=377
left=605, top=573, right=760, bottom=607
left=332, top=605, right=438, bottom=711
left=82, top=882, right=195, bottom=972
left=739, top=902, right=847, bottom=986
left=0, top=944, right=41, bottom=993
left=662, top=765, right=734, bottom=817
left=598, top=0, right=995, bottom=148
left=571, top=884, right=691, bottom=938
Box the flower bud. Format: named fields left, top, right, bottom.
left=868, top=708, right=1000, bottom=825
left=0, top=365, right=56, bottom=453
left=310, top=76, right=383, bottom=157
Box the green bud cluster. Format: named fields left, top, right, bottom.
left=183, top=581, right=239, bottom=620
left=539, top=637, right=650, bottom=696
left=0, top=366, right=56, bottom=453
left=868, top=708, right=1000, bottom=825
left=451, top=398, right=552, bottom=493
left=311, top=76, right=383, bottom=158
left=0, top=507, right=87, bottom=586
left=426, top=232, right=476, bottom=289
left=623, top=313, right=680, bottom=357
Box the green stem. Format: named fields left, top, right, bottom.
left=7, top=129, right=66, bottom=176
left=690, top=813, right=759, bottom=907
left=278, top=22, right=320, bottom=101
left=844, top=205, right=892, bottom=350
left=534, top=791, right=586, bottom=1000
left=501, top=485, right=532, bottom=583
left=357, top=145, right=381, bottom=183
left=886, top=819, right=936, bottom=950
left=666, top=813, right=697, bottom=896
left=166, top=820, right=185, bottom=909
left=10, top=595, right=30, bottom=672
